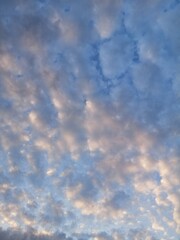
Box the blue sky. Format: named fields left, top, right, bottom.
left=0, top=0, right=180, bottom=239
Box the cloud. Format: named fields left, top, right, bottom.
left=93, top=0, right=122, bottom=39
left=127, top=229, right=159, bottom=240
left=0, top=0, right=179, bottom=239
left=99, top=34, right=133, bottom=79
left=108, top=190, right=130, bottom=210
left=0, top=228, right=73, bottom=240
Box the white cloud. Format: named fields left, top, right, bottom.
left=0, top=0, right=179, bottom=239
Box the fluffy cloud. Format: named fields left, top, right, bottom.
left=0, top=0, right=179, bottom=240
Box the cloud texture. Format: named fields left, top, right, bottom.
left=0, top=0, right=180, bottom=239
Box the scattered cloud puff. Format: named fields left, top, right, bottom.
left=0, top=0, right=179, bottom=240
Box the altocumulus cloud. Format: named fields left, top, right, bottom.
left=0, top=0, right=180, bottom=239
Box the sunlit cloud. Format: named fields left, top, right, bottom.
left=0, top=0, right=179, bottom=239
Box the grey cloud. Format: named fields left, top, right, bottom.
left=100, top=33, right=133, bottom=79
left=128, top=229, right=159, bottom=240
left=77, top=176, right=99, bottom=201
left=35, top=88, right=58, bottom=128
left=108, top=190, right=131, bottom=210
left=0, top=228, right=73, bottom=240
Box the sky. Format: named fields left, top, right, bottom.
left=0, top=0, right=180, bottom=239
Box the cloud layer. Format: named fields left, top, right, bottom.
left=0, top=0, right=180, bottom=239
